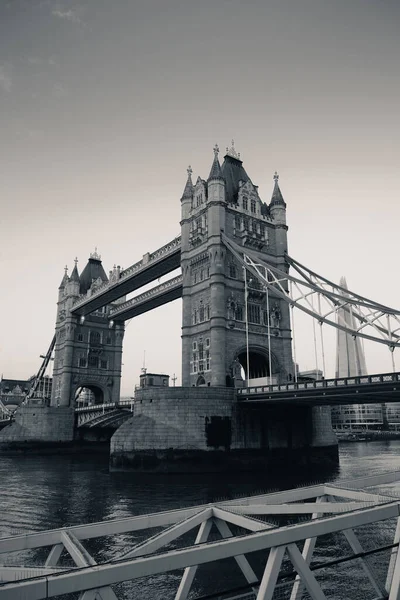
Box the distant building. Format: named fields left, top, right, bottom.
left=330, top=277, right=385, bottom=429
left=0, top=375, right=52, bottom=408
left=138, top=373, right=170, bottom=388
left=297, top=369, right=323, bottom=382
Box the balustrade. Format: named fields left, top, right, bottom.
left=237, top=371, right=400, bottom=397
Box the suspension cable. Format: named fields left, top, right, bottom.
left=243, top=266, right=250, bottom=385
left=311, top=295, right=320, bottom=379
left=318, top=293, right=326, bottom=378
left=266, top=283, right=273, bottom=383
left=289, top=281, right=298, bottom=382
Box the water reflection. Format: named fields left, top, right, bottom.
left=1, top=441, right=400, bottom=598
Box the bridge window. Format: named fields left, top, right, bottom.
left=206, top=350, right=210, bottom=370
left=77, top=333, right=84, bottom=342
left=199, top=305, right=205, bottom=322
left=89, top=331, right=101, bottom=345
left=235, top=305, right=244, bottom=321
left=100, top=360, right=108, bottom=369
left=260, top=224, right=265, bottom=238
left=248, top=303, right=261, bottom=324
left=234, top=215, right=241, bottom=230
left=229, top=264, right=237, bottom=279
left=242, top=196, right=248, bottom=210
left=79, top=357, right=87, bottom=368
left=250, top=198, right=256, bottom=213
left=106, top=335, right=111, bottom=345
left=88, top=355, right=98, bottom=368
left=206, top=338, right=210, bottom=347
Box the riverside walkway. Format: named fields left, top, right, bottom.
left=2, top=472, right=400, bottom=599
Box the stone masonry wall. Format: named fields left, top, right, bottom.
left=0, top=406, right=75, bottom=443
left=111, top=387, right=236, bottom=456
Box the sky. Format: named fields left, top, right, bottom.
left=0, top=0, right=399, bottom=395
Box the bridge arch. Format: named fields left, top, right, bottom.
left=235, top=345, right=281, bottom=382
left=73, top=382, right=110, bottom=407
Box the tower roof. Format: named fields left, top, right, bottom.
left=59, top=266, right=69, bottom=289
left=69, top=258, right=80, bottom=284
left=79, top=250, right=108, bottom=294
left=339, top=276, right=348, bottom=289
left=221, top=141, right=251, bottom=203
left=207, top=144, right=224, bottom=182
left=270, top=172, right=286, bottom=208
left=181, top=165, right=194, bottom=200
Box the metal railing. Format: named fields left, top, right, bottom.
left=75, top=399, right=133, bottom=413
left=237, top=371, right=400, bottom=397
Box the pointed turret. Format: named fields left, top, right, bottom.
left=80, top=249, right=108, bottom=295
left=339, top=276, right=348, bottom=289
left=65, top=257, right=81, bottom=297
left=269, top=171, right=287, bottom=229
left=181, top=165, right=194, bottom=200
left=69, top=258, right=80, bottom=283
left=59, top=266, right=69, bottom=289
left=270, top=171, right=286, bottom=208
left=207, top=144, right=224, bottom=182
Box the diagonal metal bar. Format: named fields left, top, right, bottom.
left=286, top=543, right=328, bottom=600
left=175, top=518, right=213, bottom=600
left=61, top=532, right=118, bottom=600
left=386, top=517, right=400, bottom=592
left=45, top=543, right=64, bottom=567
left=256, top=545, right=286, bottom=600
left=326, top=495, right=385, bottom=597
left=117, top=507, right=213, bottom=560
left=213, top=518, right=259, bottom=587
left=212, top=506, right=271, bottom=532
left=290, top=495, right=327, bottom=600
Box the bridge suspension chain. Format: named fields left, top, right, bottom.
left=222, top=234, right=400, bottom=350
left=25, top=334, right=56, bottom=402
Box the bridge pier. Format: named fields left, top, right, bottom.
left=110, top=388, right=338, bottom=472
left=0, top=402, right=75, bottom=449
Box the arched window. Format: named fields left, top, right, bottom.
left=89, top=331, right=101, bottom=345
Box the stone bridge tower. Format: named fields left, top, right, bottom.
left=180, top=143, right=294, bottom=388
left=51, top=251, right=125, bottom=407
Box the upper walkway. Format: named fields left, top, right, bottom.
left=71, top=235, right=181, bottom=316
left=2, top=471, right=400, bottom=599
left=237, top=371, right=400, bottom=406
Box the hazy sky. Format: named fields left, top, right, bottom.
left=1, top=0, right=399, bottom=394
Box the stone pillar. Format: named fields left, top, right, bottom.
left=59, top=318, right=77, bottom=406
left=310, top=406, right=338, bottom=447
left=210, top=276, right=226, bottom=386
left=110, top=323, right=125, bottom=402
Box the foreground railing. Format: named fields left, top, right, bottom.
left=237, top=371, right=400, bottom=397
left=2, top=472, right=400, bottom=599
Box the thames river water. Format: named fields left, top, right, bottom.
left=1, top=442, right=400, bottom=599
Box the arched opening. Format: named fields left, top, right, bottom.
left=75, top=385, right=104, bottom=406
left=196, top=376, right=206, bottom=387
left=236, top=349, right=278, bottom=385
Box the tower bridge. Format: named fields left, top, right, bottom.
left=1, top=141, right=399, bottom=471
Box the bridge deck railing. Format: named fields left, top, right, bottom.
left=75, top=400, right=133, bottom=413
left=237, top=371, right=400, bottom=397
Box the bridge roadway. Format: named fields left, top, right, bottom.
left=2, top=471, right=400, bottom=599
left=71, top=236, right=181, bottom=317
left=238, top=371, right=400, bottom=406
